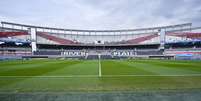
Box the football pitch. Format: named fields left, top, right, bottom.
left=0, top=59, right=201, bottom=92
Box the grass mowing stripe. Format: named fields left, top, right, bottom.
left=0, top=60, right=82, bottom=76
left=118, top=60, right=160, bottom=75
left=125, top=60, right=201, bottom=88
left=0, top=61, right=65, bottom=72
left=124, top=61, right=200, bottom=75
left=40, top=60, right=99, bottom=76
left=101, top=60, right=156, bottom=75
left=133, top=59, right=201, bottom=72
left=0, top=59, right=54, bottom=67
left=0, top=74, right=201, bottom=78
left=1, top=59, right=201, bottom=92
left=0, top=60, right=84, bottom=88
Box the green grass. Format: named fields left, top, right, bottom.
left=0, top=59, right=201, bottom=92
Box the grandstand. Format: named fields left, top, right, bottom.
left=1, top=21, right=201, bottom=60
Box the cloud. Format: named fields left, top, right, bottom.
left=0, top=0, right=200, bottom=30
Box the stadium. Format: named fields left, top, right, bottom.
left=0, top=21, right=201, bottom=100
left=1, top=21, right=201, bottom=60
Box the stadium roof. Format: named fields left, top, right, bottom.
left=1, top=21, right=192, bottom=33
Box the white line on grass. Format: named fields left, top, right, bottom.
left=0, top=74, right=201, bottom=78
left=0, top=75, right=99, bottom=78
left=98, top=54, right=102, bottom=77
left=102, top=74, right=201, bottom=77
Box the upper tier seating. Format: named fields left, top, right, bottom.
left=167, top=32, right=201, bottom=39
left=0, top=32, right=28, bottom=37
left=37, top=32, right=78, bottom=45
left=126, top=33, right=158, bottom=44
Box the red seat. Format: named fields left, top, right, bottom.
left=37, top=32, right=77, bottom=45
left=126, top=33, right=158, bottom=44
left=167, top=32, right=201, bottom=39
left=0, top=32, right=28, bottom=37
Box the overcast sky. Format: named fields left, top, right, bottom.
left=0, top=0, right=201, bottom=30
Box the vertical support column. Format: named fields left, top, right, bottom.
left=134, top=48, right=137, bottom=56
left=158, top=29, right=166, bottom=55
left=29, top=28, right=37, bottom=54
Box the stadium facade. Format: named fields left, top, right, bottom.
left=0, top=21, right=201, bottom=60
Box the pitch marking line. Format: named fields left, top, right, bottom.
left=0, top=74, right=201, bottom=78
left=102, top=74, right=201, bottom=77
left=98, top=54, right=102, bottom=77
left=0, top=75, right=98, bottom=78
